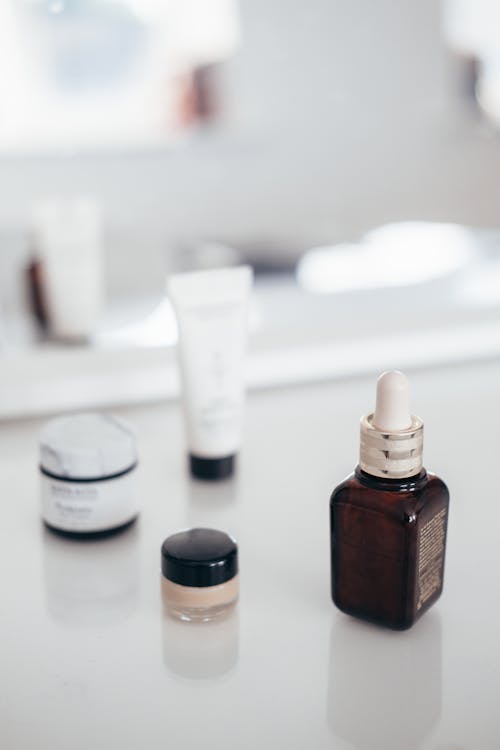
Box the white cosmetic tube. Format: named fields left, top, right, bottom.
left=168, top=266, right=253, bottom=480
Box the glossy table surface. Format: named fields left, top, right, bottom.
left=1, top=361, right=500, bottom=749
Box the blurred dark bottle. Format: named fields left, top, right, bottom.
left=330, top=371, right=449, bottom=630
left=25, top=197, right=103, bottom=343
left=26, top=251, right=49, bottom=331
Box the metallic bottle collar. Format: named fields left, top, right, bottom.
left=359, top=413, right=424, bottom=479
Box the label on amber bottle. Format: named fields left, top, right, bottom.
left=416, top=508, right=447, bottom=610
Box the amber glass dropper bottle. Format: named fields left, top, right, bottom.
left=330, top=370, right=449, bottom=629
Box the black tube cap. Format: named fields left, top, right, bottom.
left=161, top=528, right=238, bottom=587
left=189, top=454, right=235, bottom=480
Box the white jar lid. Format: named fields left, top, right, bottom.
left=40, top=413, right=137, bottom=480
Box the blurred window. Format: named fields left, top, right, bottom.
left=0, top=0, right=239, bottom=153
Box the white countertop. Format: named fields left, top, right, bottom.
left=1, top=360, right=500, bottom=749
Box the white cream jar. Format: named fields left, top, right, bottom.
left=40, top=413, right=138, bottom=538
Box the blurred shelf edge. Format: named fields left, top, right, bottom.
left=1, top=319, right=500, bottom=420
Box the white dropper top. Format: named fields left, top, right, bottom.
left=372, top=370, right=412, bottom=432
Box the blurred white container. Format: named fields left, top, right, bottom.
left=33, top=197, right=103, bottom=342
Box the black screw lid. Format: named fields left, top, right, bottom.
left=161, top=528, right=238, bottom=588
left=189, top=454, right=235, bottom=480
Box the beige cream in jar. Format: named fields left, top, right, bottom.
left=161, top=528, right=239, bottom=622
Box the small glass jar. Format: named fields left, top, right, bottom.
left=40, top=412, right=138, bottom=538
left=161, top=528, right=239, bottom=622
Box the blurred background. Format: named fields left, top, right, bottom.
left=1, top=0, right=500, bottom=418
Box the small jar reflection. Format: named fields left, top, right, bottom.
left=161, top=582, right=239, bottom=680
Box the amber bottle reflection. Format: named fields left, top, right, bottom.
left=330, top=371, right=449, bottom=630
